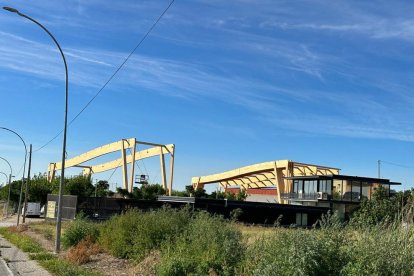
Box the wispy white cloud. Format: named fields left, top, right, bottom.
left=3, top=0, right=414, bottom=145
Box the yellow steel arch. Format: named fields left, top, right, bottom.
left=192, top=160, right=339, bottom=204
left=48, top=138, right=175, bottom=195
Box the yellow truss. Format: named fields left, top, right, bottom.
left=192, top=160, right=339, bottom=204
left=48, top=138, right=175, bottom=195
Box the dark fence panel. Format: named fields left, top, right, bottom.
left=46, top=194, right=77, bottom=220
left=48, top=194, right=329, bottom=226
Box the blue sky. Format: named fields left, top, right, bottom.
left=1, top=0, right=414, bottom=191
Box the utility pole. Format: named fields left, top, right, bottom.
left=378, top=160, right=381, bottom=179
left=5, top=173, right=12, bottom=217
left=22, top=144, right=32, bottom=223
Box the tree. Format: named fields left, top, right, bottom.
left=0, top=180, right=22, bottom=203
left=29, top=174, right=54, bottom=205
left=185, top=185, right=207, bottom=198
left=57, top=175, right=94, bottom=197
left=350, top=185, right=397, bottom=227
left=141, top=184, right=165, bottom=200
left=95, top=180, right=110, bottom=197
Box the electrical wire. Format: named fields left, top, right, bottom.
left=34, top=0, right=175, bottom=152
left=381, top=160, right=414, bottom=169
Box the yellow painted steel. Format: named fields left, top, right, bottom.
left=191, top=160, right=339, bottom=204
left=47, top=138, right=175, bottom=194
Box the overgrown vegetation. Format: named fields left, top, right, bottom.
left=0, top=226, right=101, bottom=276
left=158, top=212, right=244, bottom=275
left=3, top=186, right=414, bottom=275
left=99, top=207, right=191, bottom=259
left=62, top=214, right=99, bottom=248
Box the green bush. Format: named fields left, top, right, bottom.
left=62, top=217, right=99, bottom=248
left=341, top=225, right=414, bottom=275
left=99, top=207, right=191, bottom=260
left=157, top=212, right=244, bottom=276
left=240, top=228, right=346, bottom=276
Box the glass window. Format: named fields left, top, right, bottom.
left=352, top=181, right=361, bottom=201
left=296, top=213, right=308, bottom=226
left=296, top=180, right=303, bottom=194
left=361, top=182, right=369, bottom=200
left=296, top=213, right=301, bottom=225
left=333, top=179, right=342, bottom=200
left=319, top=180, right=332, bottom=195
left=326, top=180, right=332, bottom=195
left=293, top=180, right=299, bottom=193
left=302, top=213, right=308, bottom=226
left=304, top=180, right=317, bottom=194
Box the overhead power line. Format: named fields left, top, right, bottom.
left=381, top=160, right=414, bottom=169
left=34, top=0, right=175, bottom=152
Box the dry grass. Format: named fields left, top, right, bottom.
left=237, top=224, right=275, bottom=244
left=30, top=220, right=69, bottom=240
left=65, top=236, right=102, bottom=265
left=8, top=224, right=29, bottom=233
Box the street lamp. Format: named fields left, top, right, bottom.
left=0, top=172, right=9, bottom=214
left=0, top=127, right=27, bottom=226
left=0, top=156, right=13, bottom=217
left=3, top=6, right=69, bottom=253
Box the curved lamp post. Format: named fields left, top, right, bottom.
left=3, top=6, right=69, bottom=253
left=0, top=127, right=27, bottom=226
left=0, top=156, right=13, bottom=217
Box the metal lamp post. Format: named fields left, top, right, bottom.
left=0, top=172, right=9, bottom=215
left=0, top=156, right=13, bottom=217
left=0, top=127, right=27, bottom=226
left=3, top=6, right=69, bottom=253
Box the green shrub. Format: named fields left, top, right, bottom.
left=240, top=228, right=346, bottom=276
left=62, top=217, right=99, bottom=248
left=341, top=225, right=414, bottom=275
left=157, top=212, right=244, bottom=276
left=99, top=207, right=191, bottom=260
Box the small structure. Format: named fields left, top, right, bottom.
left=48, top=138, right=175, bottom=195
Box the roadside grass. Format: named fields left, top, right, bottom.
left=30, top=220, right=60, bottom=240
left=0, top=227, right=102, bottom=276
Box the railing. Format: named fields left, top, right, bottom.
left=280, top=192, right=319, bottom=200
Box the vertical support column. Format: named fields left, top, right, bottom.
left=168, top=145, right=175, bottom=196
left=159, top=147, right=167, bottom=193
left=129, top=139, right=137, bottom=193
left=48, top=163, right=56, bottom=183
left=274, top=161, right=285, bottom=204
left=121, top=139, right=128, bottom=190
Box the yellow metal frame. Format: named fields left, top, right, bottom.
left=48, top=138, right=175, bottom=195
left=191, top=160, right=339, bottom=203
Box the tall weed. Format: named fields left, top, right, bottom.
left=341, top=225, right=414, bottom=275
left=240, top=228, right=346, bottom=276
left=157, top=212, right=244, bottom=276
left=99, top=207, right=191, bottom=260
left=62, top=216, right=99, bottom=248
